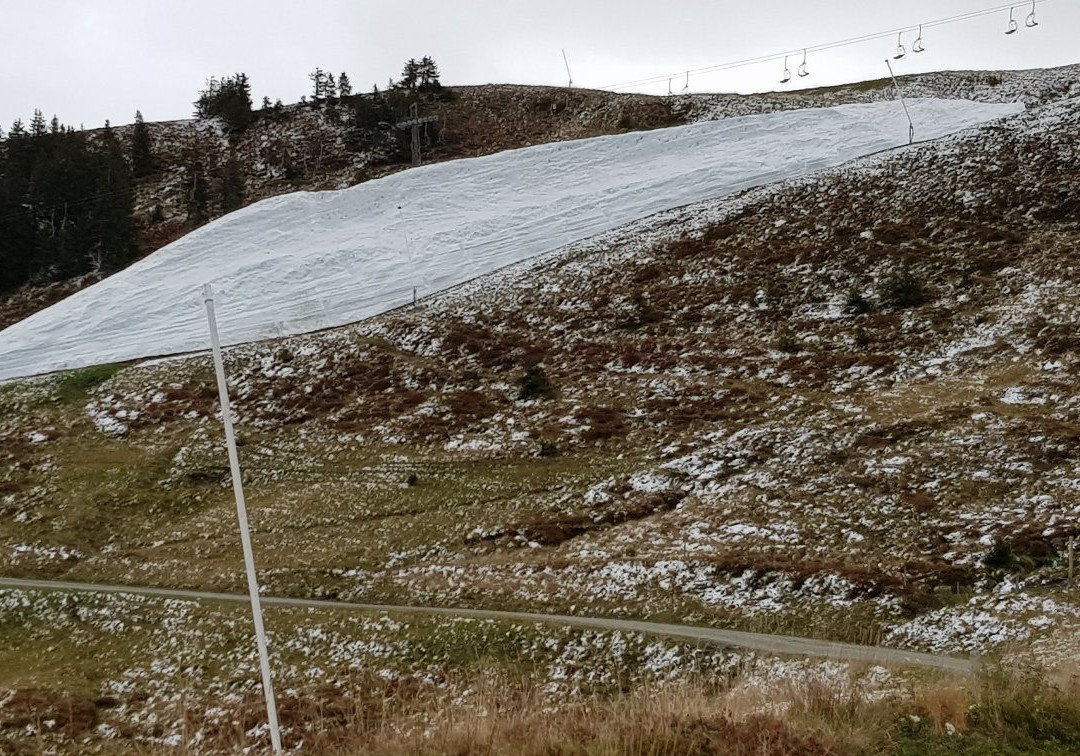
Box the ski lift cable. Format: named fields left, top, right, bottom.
left=598, top=0, right=1051, bottom=91
left=602, top=0, right=1049, bottom=91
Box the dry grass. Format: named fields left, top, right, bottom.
left=163, top=674, right=844, bottom=755
left=44, top=662, right=1067, bottom=755
left=911, top=681, right=972, bottom=735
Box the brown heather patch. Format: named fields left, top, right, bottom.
left=577, top=405, right=629, bottom=442
left=0, top=689, right=98, bottom=739
left=0, top=481, right=25, bottom=496
left=444, top=389, right=500, bottom=421
left=669, top=553, right=979, bottom=604
left=576, top=341, right=618, bottom=370
left=641, top=395, right=739, bottom=432
left=115, top=380, right=220, bottom=430
left=0, top=435, right=31, bottom=453
left=1027, top=314, right=1080, bottom=355
left=468, top=490, right=684, bottom=549
left=441, top=319, right=552, bottom=370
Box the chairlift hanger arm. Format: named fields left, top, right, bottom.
left=1005, top=6, right=1018, bottom=33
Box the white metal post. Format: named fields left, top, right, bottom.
left=885, top=58, right=915, bottom=145
left=201, top=284, right=283, bottom=755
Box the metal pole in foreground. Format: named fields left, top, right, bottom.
left=201, top=284, right=283, bottom=755
left=885, top=58, right=915, bottom=145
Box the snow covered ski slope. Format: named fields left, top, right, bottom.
left=0, top=99, right=1021, bottom=381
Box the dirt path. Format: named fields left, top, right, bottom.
left=0, top=576, right=974, bottom=673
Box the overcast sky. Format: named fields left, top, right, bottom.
left=1, top=0, right=1075, bottom=131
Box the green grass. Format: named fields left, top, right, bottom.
left=894, top=697, right=1080, bottom=755
left=53, top=363, right=128, bottom=404
left=2, top=400, right=647, bottom=593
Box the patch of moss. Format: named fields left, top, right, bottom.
left=54, top=364, right=127, bottom=404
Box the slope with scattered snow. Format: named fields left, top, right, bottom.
left=0, top=99, right=1020, bottom=381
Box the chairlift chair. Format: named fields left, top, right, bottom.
left=780, top=56, right=791, bottom=84
left=894, top=32, right=906, bottom=60
left=1026, top=0, right=1038, bottom=27
left=913, top=24, right=925, bottom=53
left=798, top=49, right=810, bottom=78
left=1005, top=7, right=1018, bottom=34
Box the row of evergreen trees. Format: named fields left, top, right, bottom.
left=310, top=58, right=440, bottom=105
left=196, top=58, right=445, bottom=134
left=0, top=112, right=137, bottom=292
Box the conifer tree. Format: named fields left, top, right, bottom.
left=399, top=59, right=420, bottom=90
left=185, top=159, right=209, bottom=223
left=309, top=68, right=327, bottom=103
left=418, top=56, right=441, bottom=90
left=219, top=152, right=245, bottom=212
left=130, top=110, right=155, bottom=178
left=30, top=109, right=47, bottom=137
left=194, top=73, right=253, bottom=131
left=338, top=72, right=352, bottom=98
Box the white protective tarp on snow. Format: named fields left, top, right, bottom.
left=0, top=98, right=1021, bottom=381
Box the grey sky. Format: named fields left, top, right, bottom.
left=1, top=0, right=1075, bottom=131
